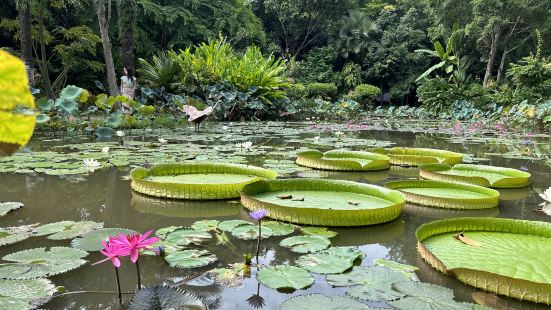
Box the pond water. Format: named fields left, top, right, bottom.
left=1, top=122, right=550, bottom=310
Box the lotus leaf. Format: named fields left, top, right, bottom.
left=0, top=202, right=23, bottom=217
left=0, top=51, right=36, bottom=156
left=256, top=265, right=314, bottom=290
left=296, top=247, right=363, bottom=274
left=373, top=259, right=418, bottom=280
left=419, top=163, right=531, bottom=188
left=280, top=235, right=331, bottom=253
left=301, top=226, right=337, bottom=238
left=164, top=249, right=216, bottom=269
left=218, top=220, right=252, bottom=232
left=0, top=247, right=88, bottom=279
left=191, top=220, right=220, bottom=231
left=385, top=147, right=463, bottom=166
left=326, top=266, right=410, bottom=302
left=0, top=225, right=34, bottom=246
left=385, top=180, right=499, bottom=209
left=0, top=278, right=56, bottom=310
left=388, top=281, right=478, bottom=310
left=296, top=150, right=390, bottom=171
left=416, top=217, right=551, bottom=304
left=262, top=221, right=295, bottom=236
left=130, top=162, right=277, bottom=200
left=71, top=228, right=135, bottom=251
left=128, top=285, right=206, bottom=310
left=34, top=221, right=103, bottom=240
left=163, top=228, right=212, bottom=246
left=280, top=294, right=372, bottom=310
left=241, top=179, right=404, bottom=226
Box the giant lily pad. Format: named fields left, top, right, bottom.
left=326, top=266, right=410, bottom=302
left=241, top=178, right=404, bottom=226
left=0, top=278, right=56, bottom=310
left=403, top=204, right=499, bottom=219
left=280, top=235, right=331, bottom=253
left=130, top=162, right=277, bottom=200
left=280, top=294, right=371, bottom=310
left=0, top=202, right=23, bottom=217
left=382, top=147, right=462, bottom=166
left=0, top=51, right=36, bottom=156
left=419, top=163, right=531, bottom=189
left=296, top=150, right=390, bottom=171
left=71, top=228, right=135, bottom=251
left=128, top=285, right=207, bottom=310
left=296, top=247, right=364, bottom=274
left=416, top=217, right=551, bottom=304
left=256, top=265, right=314, bottom=290
left=0, top=247, right=88, bottom=279
left=34, top=221, right=103, bottom=240
left=385, top=180, right=499, bottom=209
left=164, top=249, right=216, bottom=269
left=0, top=225, right=35, bottom=246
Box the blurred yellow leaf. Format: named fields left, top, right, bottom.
left=526, top=107, right=536, bottom=117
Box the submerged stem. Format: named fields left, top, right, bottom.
left=255, top=220, right=262, bottom=266
left=136, top=259, right=141, bottom=289
left=114, top=266, right=122, bottom=303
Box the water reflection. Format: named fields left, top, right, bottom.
left=403, top=204, right=499, bottom=219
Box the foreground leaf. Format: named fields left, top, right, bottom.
left=0, top=278, right=56, bottom=310
left=0, top=202, right=23, bottom=217
left=389, top=281, right=477, bottom=310
left=373, top=259, right=418, bottom=280
left=34, top=221, right=103, bottom=240
left=231, top=225, right=273, bottom=240
left=191, top=220, right=220, bottom=232
left=164, top=250, right=216, bottom=269
left=262, top=221, right=295, bottom=236
left=297, top=247, right=364, bottom=274
left=280, top=235, right=331, bottom=253
left=280, top=294, right=371, bottom=310
left=71, top=228, right=135, bottom=251
left=208, top=263, right=249, bottom=288
left=218, top=220, right=252, bottom=232
left=0, top=225, right=34, bottom=246
left=301, top=226, right=337, bottom=238
left=128, top=285, right=206, bottom=310
left=164, top=228, right=212, bottom=246
left=256, top=265, right=313, bottom=290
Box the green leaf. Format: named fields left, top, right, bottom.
left=0, top=225, right=34, bottom=246
left=387, top=147, right=463, bottom=166
left=164, top=228, right=212, bottom=246
left=104, top=114, right=123, bottom=128
left=389, top=281, right=476, bottom=310
left=191, top=220, right=220, bottom=232
left=231, top=224, right=273, bottom=240
left=301, top=227, right=337, bottom=238
left=34, top=221, right=103, bottom=240
left=208, top=263, right=249, bottom=288
left=0, top=202, right=23, bottom=217
left=71, top=228, right=135, bottom=251
left=297, top=253, right=354, bottom=274
left=280, top=294, right=372, bottom=310
left=373, top=259, right=418, bottom=280
left=326, top=266, right=410, bottom=302
left=95, top=127, right=114, bottom=138
left=0, top=278, right=56, bottom=310
left=128, top=285, right=206, bottom=310
left=0, top=247, right=88, bottom=279
left=164, top=250, right=216, bottom=269
left=218, top=220, right=252, bottom=232
left=54, top=98, right=78, bottom=114
left=296, top=150, right=390, bottom=171
left=256, top=265, right=314, bottom=290
left=433, top=41, right=445, bottom=58
left=58, top=85, right=84, bottom=101
left=262, top=221, right=295, bottom=236
left=36, top=98, right=54, bottom=112
left=280, top=235, right=331, bottom=253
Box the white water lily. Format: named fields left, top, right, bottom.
left=313, top=136, right=320, bottom=143
left=82, top=159, right=101, bottom=172
left=115, top=130, right=126, bottom=137
left=222, top=126, right=229, bottom=130
left=242, top=141, right=253, bottom=150
left=539, top=187, right=551, bottom=206
left=335, top=131, right=344, bottom=136
left=101, top=147, right=110, bottom=154
left=158, top=138, right=168, bottom=144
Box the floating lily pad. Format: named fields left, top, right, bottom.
left=384, top=147, right=463, bottom=166
left=301, top=226, right=338, bottom=238
left=164, top=249, right=216, bottom=269
left=0, top=278, right=56, bottom=310
left=326, top=266, right=410, bottom=302
left=0, top=225, right=34, bottom=246
left=208, top=263, right=249, bottom=287
left=420, top=163, right=531, bottom=188
left=417, top=217, right=551, bottom=304
left=296, top=247, right=363, bottom=274
left=280, top=294, right=371, bottom=310
left=0, top=247, right=88, bottom=279
left=163, top=228, right=212, bottom=246
left=373, top=259, right=418, bottom=280
left=128, top=285, right=206, bottom=310
left=191, top=220, right=220, bottom=231
left=130, top=162, right=277, bottom=200
left=0, top=202, right=23, bottom=217
left=241, top=179, right=405, bottom=226
left=34, top=221, right=103, bottom=240
left=256, top=266, right=314, bottom=290
left=385, top=180, right=499, bottom=209
left=262, top=221, right=295, bottom=236
left=403, top=204, right=499, bottom=219
left=71, top=228, right=135, bottom=251
left=231, top=224, right=273, bottom=240
left=388, top=281, right=478, bottom=310
left=280, top=235, right=331, bottom=253
left=296, top=150, right=390, bottom=171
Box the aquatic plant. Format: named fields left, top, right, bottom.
left=128, top=285, right=206, bottom=310
left=81, top=159, right=101, bottom=173
left=93, top=237, right=125, bottom=301
left=249, top=209, right=268, bottom=265
left=539, top=187, right=551, bottom=205
left=111, top=231, right=159, bottom=288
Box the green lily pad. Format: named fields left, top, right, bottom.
left=164, top=250, right=216, bottom=269
left=388, top=281, right=478, bottom=310
left=0, top=202, right=23, bottom=217
left=386, top=147, right=463, bottom=166
left=301, top=227, right=337, bottom=238
left=326, top=266, right=410, bottom=302
left=0, top=278, right=56, bottom=310
left=163, top=228, right=212, bottom=246
left=296, top=149, right=390, bottom=171
left=280, top=294, right=372, bottom=310
left=373, top=259, right=418, bottom=280
left=34, top=221, right=103, bottom=240
left=0, top=225, right=34, bottom=246
left=71, top=228, right=135, bottom=251
left=280, top=235, right=331, bottom=253
left=262, top=221, right=295, bottom=236
left=208, top=263, right=249, bottom=288
left=128, top=285, right=206, bottom=310
left=231, top=224, right=273, bottom=240
left=0, top=247, right=88, bottom=279
left=191, top=220, right=220, bottom=231
left=256, top=265, right=314, bottom=290
left=297, top=247, right=364, bottom=274
left=218, top=220, right=252, bottom=232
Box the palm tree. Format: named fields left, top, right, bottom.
left=335, top=11, right=375, bottom=59
left=117, top=0, right=137, bottom=71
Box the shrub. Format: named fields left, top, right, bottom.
left=137, top=51, right=181, bottom=92
left=306, top=83, right=338, bottom=99
left=293, top=47, right=341, bottom=86
left=347, top=84, right=381, bottom=105
left=286, top=83, right=307, bottom=99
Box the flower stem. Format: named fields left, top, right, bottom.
left=114, top=266, right=122, bottom=303
left=136, top=259, right=141, bottom=289
left=255, top=220, right=262, bottom=266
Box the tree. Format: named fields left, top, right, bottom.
left=118, top=0, right=137, bottom=71
left=334, top=11, right=375, bottom=60
left=94, top=0, right=118, bottom=96
left=16, top=0, right=33, bottom=84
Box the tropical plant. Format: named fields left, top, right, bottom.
left=341, top=63, right=363, bottom=88
left=306, top=83, right=338, bottom=99
left=346, top=84, right=381, bottom=105
left=137, top=51, right=181, bottom=92
left=335, top=11, right=374, bottom=59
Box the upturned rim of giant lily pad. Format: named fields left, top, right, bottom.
left=296, top=149, right=390, bottom=171
left=377, top=147, right=463, bottom=166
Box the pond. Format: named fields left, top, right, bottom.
left=1, top=121, right=550, bottom=309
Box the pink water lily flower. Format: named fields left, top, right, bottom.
left=93, top=237, right=128, bottom=268
left=111, top=230, right=160, bottom=263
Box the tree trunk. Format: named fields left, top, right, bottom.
left=37, top=4, right=55, bottom=99
left=18, top=0, right=33, bottom=85
left=496, top=48, right=509, bottom=84
left=95, top=0, right=119, bottom=96
left=118, top=0, right=137, bottom=71
left=483, top=27, right=501, bottom=87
